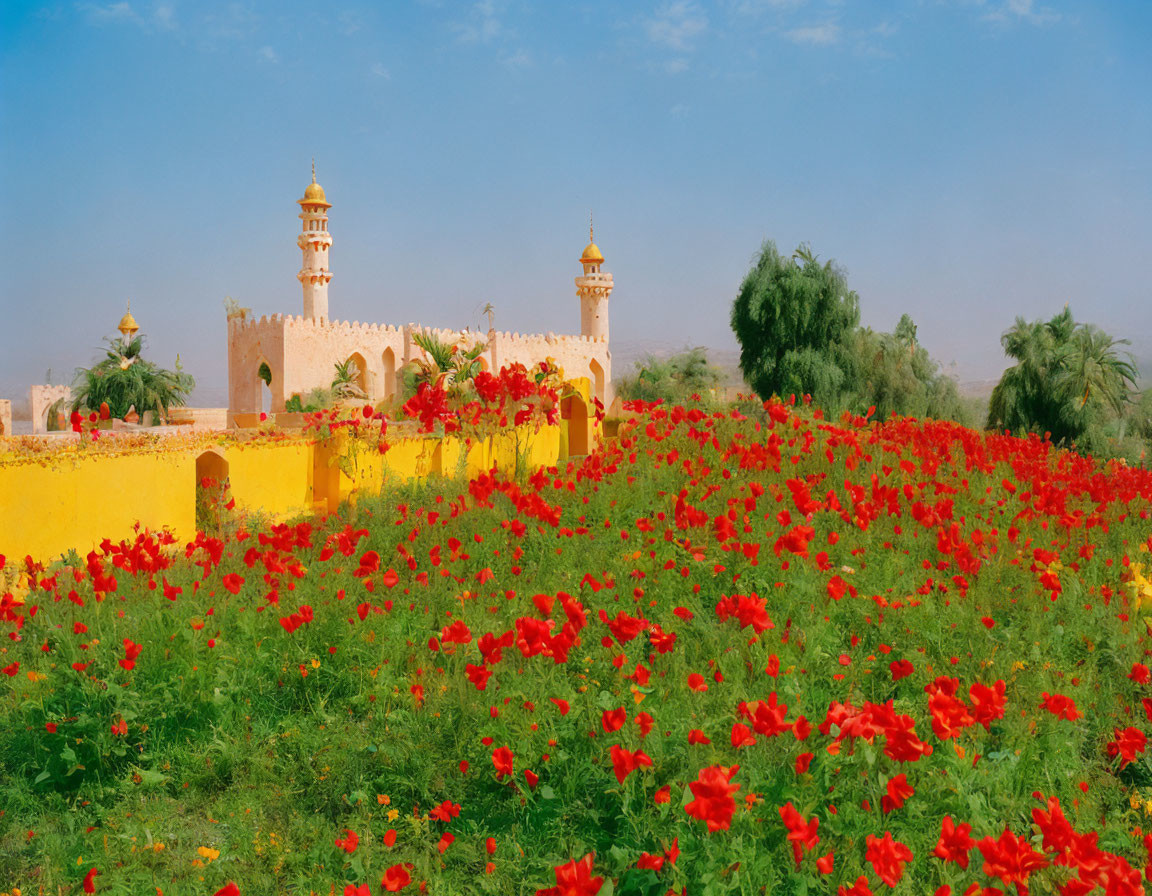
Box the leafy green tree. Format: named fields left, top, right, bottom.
left=71, top=335, right=194, bottom=422
left=730, top=242, right=860, bottom=404
left=617, top=347, right=723, bottom=405
left=841, top=317, right=970, bottom=424
left=988, top=307, right=1137, bottom=448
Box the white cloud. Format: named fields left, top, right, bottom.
left=453, top=0, right=505, bottom=44
left=783, top=22, right=840, bottom=45
left=80, top=2, right=141, bottom=25
left=79, top=1, right=177, bottom=30
left=258, top=44, right=277, bottom=63
left=499, top=48, right=532, bottom=69
left=727, top=0, right=806, bottom=14
left=645, top=1, right=708, bottom=51
left=152, top=2, right=175, bottom=30
left=370, top=62, right=391, bottom=79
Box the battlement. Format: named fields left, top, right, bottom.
left=492, top=330, right=607, bottom=347
left=228, top=313, right=404, bottom=339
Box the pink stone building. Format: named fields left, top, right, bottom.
left=227, top=170, right=613, bottom=421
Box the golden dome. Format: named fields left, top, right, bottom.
left=580, top=241, right=604, bottom=264
left=118, top=304, right=139, bottom=337
left=298, top=160, right=331, bottom=208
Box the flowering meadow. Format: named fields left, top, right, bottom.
left=5, top=397, right=1152, bottom=895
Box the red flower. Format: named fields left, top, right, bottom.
left=933, top=816, right=974, bottom=869
left=111, top=717, right=127, bottom=736
left=429, top=800, right=461, bottom=822
left=976, top=828, right=1049, bottom=892
left=685, top=765, right=740, bottom=832
left=222, top=573, right=244, bottom=595
left=654, top=786, right=671, bottom=804
left=889, top=659, right=914, bottom=681
left=213, top=885, right=240, bottom=896
left=779, top=802, right=820, bottom=867
left=551, top=698, right=571, bottom=715
left=1039, top=692, right=1082, bottom=722
left=1107, top=726, right=1148, bottom=769
left=492, top=746, right=514, bottom=779
left=602, top=707, right=627, bottom=733
left=687, top=672, right=709, bottom=692
left=609, top=744, right=653, bottom=784
left=881, top=774, right=914, bottom=814
left=381, top=864, right=412, bottom=891
left=688, top=728, right=712, bottom=745
left=864, top=831, right=913, bottom=886
left=83, top=867, right=99, bottom=893
left=334, top=829, right=359, bottom=853
left=536, top=853, right=603, bottom=896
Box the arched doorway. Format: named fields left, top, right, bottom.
left=195, top=451, right=231, bottom=532
left=338, top=352, right=370, bottom=401
left=381, top=347, right=397, bottom=402
left=589, top=359, right=605, bottom=406
left=562, top=393, right=589, bottom=457
left=257, top=361, right=273, bottom=415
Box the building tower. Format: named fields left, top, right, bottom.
left=297, top=162, right=333, bottom=320
left=575, top=216, right=613, bottom=340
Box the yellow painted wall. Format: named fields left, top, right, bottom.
left=223, top=441, right=316, bottom=522
left=0, top=422, right=568, bottom=565
left=0, top=449, right=195, bottom=562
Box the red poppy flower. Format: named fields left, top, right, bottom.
left=976, top=828, right=1049, bottom=891
left=881, top=774, right=914, bottom=814
left=222, top=573, right=244, bottom=595
left=381, top=864, right=412, bottom=892
left=83, top=868, right=99, bottom=894
left=334, top=829, right=359, bottom=853
left=864, top=831, right=913, bottom=886
left=609, top=744, right=653, bottom=784
left=933, top=815, right=974, bottom=869
left=492, top=746, right=514, bottom=779
left=536, top=853, right=603, bottom=896
left=213, top=885, right=239, bottom=896
left=602, top=707, right=627, bottom=733
left=685, top=765, right=740, bottom=832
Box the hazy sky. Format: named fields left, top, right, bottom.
left=1, top=0, right=1150, bottom=404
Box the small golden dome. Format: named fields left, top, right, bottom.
left=580, top=241, right=604, bottom=264
left=118, top=305, right=139, bottom=337
left=299, top=160, right=331, bottom=208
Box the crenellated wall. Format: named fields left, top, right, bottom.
left=228, top=314, right=614, bottom=419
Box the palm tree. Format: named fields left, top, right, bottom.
left=331, top=359, right=367, bottom=400
left=1056, top=325, right=1137, bottom=415
left=988, top=308, right=1136, bottom=448
left=482, top=303, right=495, bottom=331
left=71, top=335, right=195, bottom=422
left=409, top=331, right=487, bottom=392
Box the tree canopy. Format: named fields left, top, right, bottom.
left=988, top=306, right=1137, bottom=449
left=730, top=242, right=860, bottom=403
left=617, top=347, right=724, bottom=406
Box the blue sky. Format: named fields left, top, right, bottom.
left=1, top=0, right=1150, bottom=404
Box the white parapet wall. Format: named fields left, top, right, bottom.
left=0, top=400, right=11, bottom=437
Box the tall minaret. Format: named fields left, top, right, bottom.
left=575, top=215, right=613, bottom=340
left=297, top=161, right=333, bottom=320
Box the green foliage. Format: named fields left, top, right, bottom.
left=730, top=242, right=859, bottom=404
left=731, top=243, right=966, bottom=424
left=840, top=316, right=972, bottom=425
left=988, top=307, right=1138, bottom=450
left=285, top=387, right=333, bottom=414
left=617, top=347, right=723, bottom=406
left=70, top=335, right=195, bottom=421
left=404, top=331, right=488, bottom=399
left=332, top=358, right=368, bottom=400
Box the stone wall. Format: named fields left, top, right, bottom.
left=228, top=315, right=613, bottom=417
left=29, top=385, right=72, bottom=433
left=0, top=399, right=11, bottom=437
